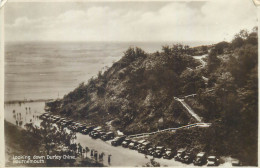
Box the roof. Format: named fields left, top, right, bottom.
left=208, top=156, right=216, bottom=159
left=232, top=159, right=240, bottom=163
left=177, top=149, right=185, bottom=152
left=197, top=152, right=206, bottom=157
left=156, top=146, right=164, bottom=149
left=143, top=142, right=151, bottom=145
left=138, top=140, right=146, bottom=143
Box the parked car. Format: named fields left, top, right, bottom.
left=51, top=116, right=60, bottom=122
left=101, top=132, right=115, bottom=141
left=91, top=132, right=101, bottom=139
left=134, top=140, right=146, bottom=150
left=207, top=156, right=220, bottom=166
left=193, top=152, right=207, bottom=166
left=122, top=138, right=131, bottom=148
left=61, top=120, right=72, bottom=127
left=138, top=142, right=151, bottom=154
left=231, top=159, right=242, bottom=166
left=77, top=124, right=87, bottom=132
left=175, top=149, right=186, bottom=162
left=39, top=113, right=49, bottom=120
left=153, top=146, right=166, bottom=158
left=81, top=126, right=95, bottom=135
left=128, top=140, right=138, bottom=150
left=147, top=146, right=156, bottom=156
left=91, top=130, right=105, bottom=139
left=183, top=151, right=196, bottom=164
left=163, top=148, right=176, bottom=159
left=89, top=128, right=101, bottom=138
left=68, top=122, right=77, bottom=130
left=111, top=136, right=126, bottom=146
left=57, top=118, right=66, bottom=125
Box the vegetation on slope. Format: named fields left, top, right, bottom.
left=178, top=27, right=258, bottom=166
left=47, top=27, right=258, bottom=165
left=48, top=44, right=202, bottom=134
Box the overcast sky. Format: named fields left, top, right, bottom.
left=4, top=0, right=257, bottom=42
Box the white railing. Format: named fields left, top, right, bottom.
left=128, top=123, right=211, bottom=138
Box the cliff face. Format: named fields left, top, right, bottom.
left=47, top=46, right=202, bottom=134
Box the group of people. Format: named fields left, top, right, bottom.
left=12, top=107, right=40, bottom=127
left=90, top=149, right=112, bottom=164
left=69, top=143, right=112, bottom=165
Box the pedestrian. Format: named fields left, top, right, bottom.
left=90, top=149, right=93, bottom=157
left=108, top=154, right=112, bottom=164
left=99, top=152, right=104, bottom=161
left=94, top=151, right=98, bottom=161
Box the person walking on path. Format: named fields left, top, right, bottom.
left=94, top=151, right=98, bottom=161
left=108, top=154, right=112, bottom=164
left=90, top=149, right=93, bottom=157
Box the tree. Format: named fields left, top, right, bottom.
left=207, top=49, right=220, bottom=73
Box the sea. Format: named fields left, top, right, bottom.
left=5, top=41, right=212, bottom=101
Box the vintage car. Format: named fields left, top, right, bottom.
left=81, top=126, right=95, bottom=135
left=128, top=140, right=138, bottom=150
left=207, top=155, right=220, bottom=166
left=76, top=124, right=87, bottom=132
left=101, top=132, right=115, bottom=141
left=193, top=152, right=207, bottom=166
left=91, top=131, right=100, bottom=139
left=134, top=140, right=146, bottom=150
left=231, top=159, right=242, bottom=166
left=153, top=146, right=166, bottom=158
left=147, top=146, right=156, bottom=156
left=138, top=142, right=151, bottom=154
left=183, top=151, right=196, bottom=164
left=39, top=113, right=50, bottom=120
left=122, top=138, right=132, bottom=148
left=174, top=149, right=186, bottom=162
left=111, top=136, right=126, bottom=146
left=163, top=148, right=176, bottom=159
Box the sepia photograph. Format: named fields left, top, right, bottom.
left=3, top=0, right=258, bottom=167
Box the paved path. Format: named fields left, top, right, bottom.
left=128, top=122, right=211, bottom=138
left=193, top=54, right=208, bottom=69
left=174, top=97, right=202, bottom=122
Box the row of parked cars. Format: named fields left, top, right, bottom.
left=39, top=113, right=115, bottom=141
left=175, top=149, right=220, bottom=166
left=40, top=113, right=241, bottom=166
left=89, top=127, right=115, bottom=141
left=110, top=136, right=224, bottom=166
left=111, top=137, right=176, bottom=159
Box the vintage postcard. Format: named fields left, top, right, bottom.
left=2, top=0, right=258, bottom=167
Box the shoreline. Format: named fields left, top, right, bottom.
left=4, top=98, right=55, bottom=105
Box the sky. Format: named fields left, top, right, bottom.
left=4, top=0, right=258, bottom=42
